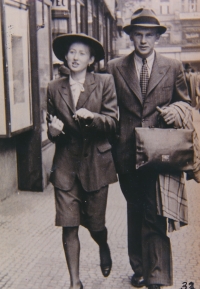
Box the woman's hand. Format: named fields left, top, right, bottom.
left=74, top=108, right=94, bottom=120
left=156, top=106, right=176, bottom=125
left=48, top=115, right=64, bottom=137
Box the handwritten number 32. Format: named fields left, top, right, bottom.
left=181, top=282, right=195, bottom=289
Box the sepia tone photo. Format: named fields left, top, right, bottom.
left=0, top=0, right=200, bottom=289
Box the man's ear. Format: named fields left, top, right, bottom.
left=129, top=31, right=134, bottom=42
left=156, top=33, right=161, bottom=41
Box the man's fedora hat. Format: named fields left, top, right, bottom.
left=123, top=8, right=167, bottom=35
left=53, top=33, right=105, bottom=62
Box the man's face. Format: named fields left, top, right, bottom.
left=185, top=68, right=192, bottom=73
left=130, top=27, right=160, bottom=58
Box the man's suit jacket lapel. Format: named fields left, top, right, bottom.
left=147, top=52, right=170, bottom=96
left=117, top=52, right=143, bottom=105
left=76, top=73, right=97, bottom=110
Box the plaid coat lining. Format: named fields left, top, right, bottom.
left=156, top=102, right=200, bottom=232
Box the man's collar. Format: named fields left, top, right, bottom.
left=134, top=51, right=155, bottom=63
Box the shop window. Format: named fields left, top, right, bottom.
left=98, top=5, right=104, bottom=45
left=71, top=0, right=76, bottom=32
left=87, top=0, right=93, bottom=37
left=1, top=1, right=33, bottom=136
left=51, top=0, right=69, bottom=36
left=69, top=0, right=85, bottom=34
left=0, top=17, right=6, bottom=135
left=77, top=2, right=81, bottom=32
left=36, top=0, right=52, bottom=143
left=93, top=0, right=98, bottom=39
left=12, top=36, right=25, bottom=104
left=75, top=0, right=84, bottom=33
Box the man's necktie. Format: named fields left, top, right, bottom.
left=140, top=58, right=149, bottom=102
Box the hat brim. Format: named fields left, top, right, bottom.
left=123, top=24, right=167, bottom=35
left=53, top=33, right=105, bottom=62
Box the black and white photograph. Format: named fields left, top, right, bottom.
left=0, top=1, right=200, bottom=289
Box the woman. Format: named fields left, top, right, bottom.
left=47, top=33, right=118, bottom=289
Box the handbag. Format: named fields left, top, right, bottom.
left=135, top=127, right=194, bottom=172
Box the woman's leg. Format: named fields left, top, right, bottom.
left=89, top=227, right=112, bottom=277
left=62, top=226, right=82, bottom=289
left=89, top=226, right=107, bottom=246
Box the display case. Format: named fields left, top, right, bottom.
left=0, top=0, right=32, bottom=137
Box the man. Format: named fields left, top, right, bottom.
left=107, top=8, right=190, bottom=289
left=184, top=63, right=198, bottom=107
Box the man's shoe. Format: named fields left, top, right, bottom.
left=99, top=243, right=112, bottom=277
left=131, top=274, right=145, bottom=287
left=148, top=285, right=160, bottom=289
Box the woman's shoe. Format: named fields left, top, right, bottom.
left=99, top=243, right=112, bottom=277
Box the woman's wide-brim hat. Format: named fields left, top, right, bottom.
left=123, top=8, right=167, bottom=35
left=53, top=33, right=105, bottom=62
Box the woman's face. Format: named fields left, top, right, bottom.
left=65, top=42, right=94, bottom=74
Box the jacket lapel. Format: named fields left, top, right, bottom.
left=117, top=52, right=143, bottom=105
left=76, top=73, right=97, bottom=110
left=147, top=52, right=170, bottom=96
left=58, top=76, right=76, bottom=114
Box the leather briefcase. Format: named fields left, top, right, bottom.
left=135, top=127, right=194, bottom=172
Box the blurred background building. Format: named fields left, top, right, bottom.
left=0, top=0, right=199, bottom=200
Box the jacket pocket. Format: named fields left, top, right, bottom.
left=97, top=142, right=112, bottom=153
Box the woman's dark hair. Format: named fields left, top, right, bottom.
left=64, top=40, right=96, bottom=72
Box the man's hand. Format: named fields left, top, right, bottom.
left=48, top=114, right=64, bottom=137
left=156, top=106, right=176, bottom=125
left=74, top=108, right=94, bottom=120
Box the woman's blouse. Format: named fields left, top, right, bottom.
left=69, top=75, right=85, bottom=107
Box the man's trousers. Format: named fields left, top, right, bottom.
left=119, top=170, right=173, bottom=286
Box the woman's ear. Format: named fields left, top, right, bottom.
left=89, top=56, right=95, bottom=66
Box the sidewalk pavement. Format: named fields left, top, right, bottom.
left=1, top=110, right=200, bottom=289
